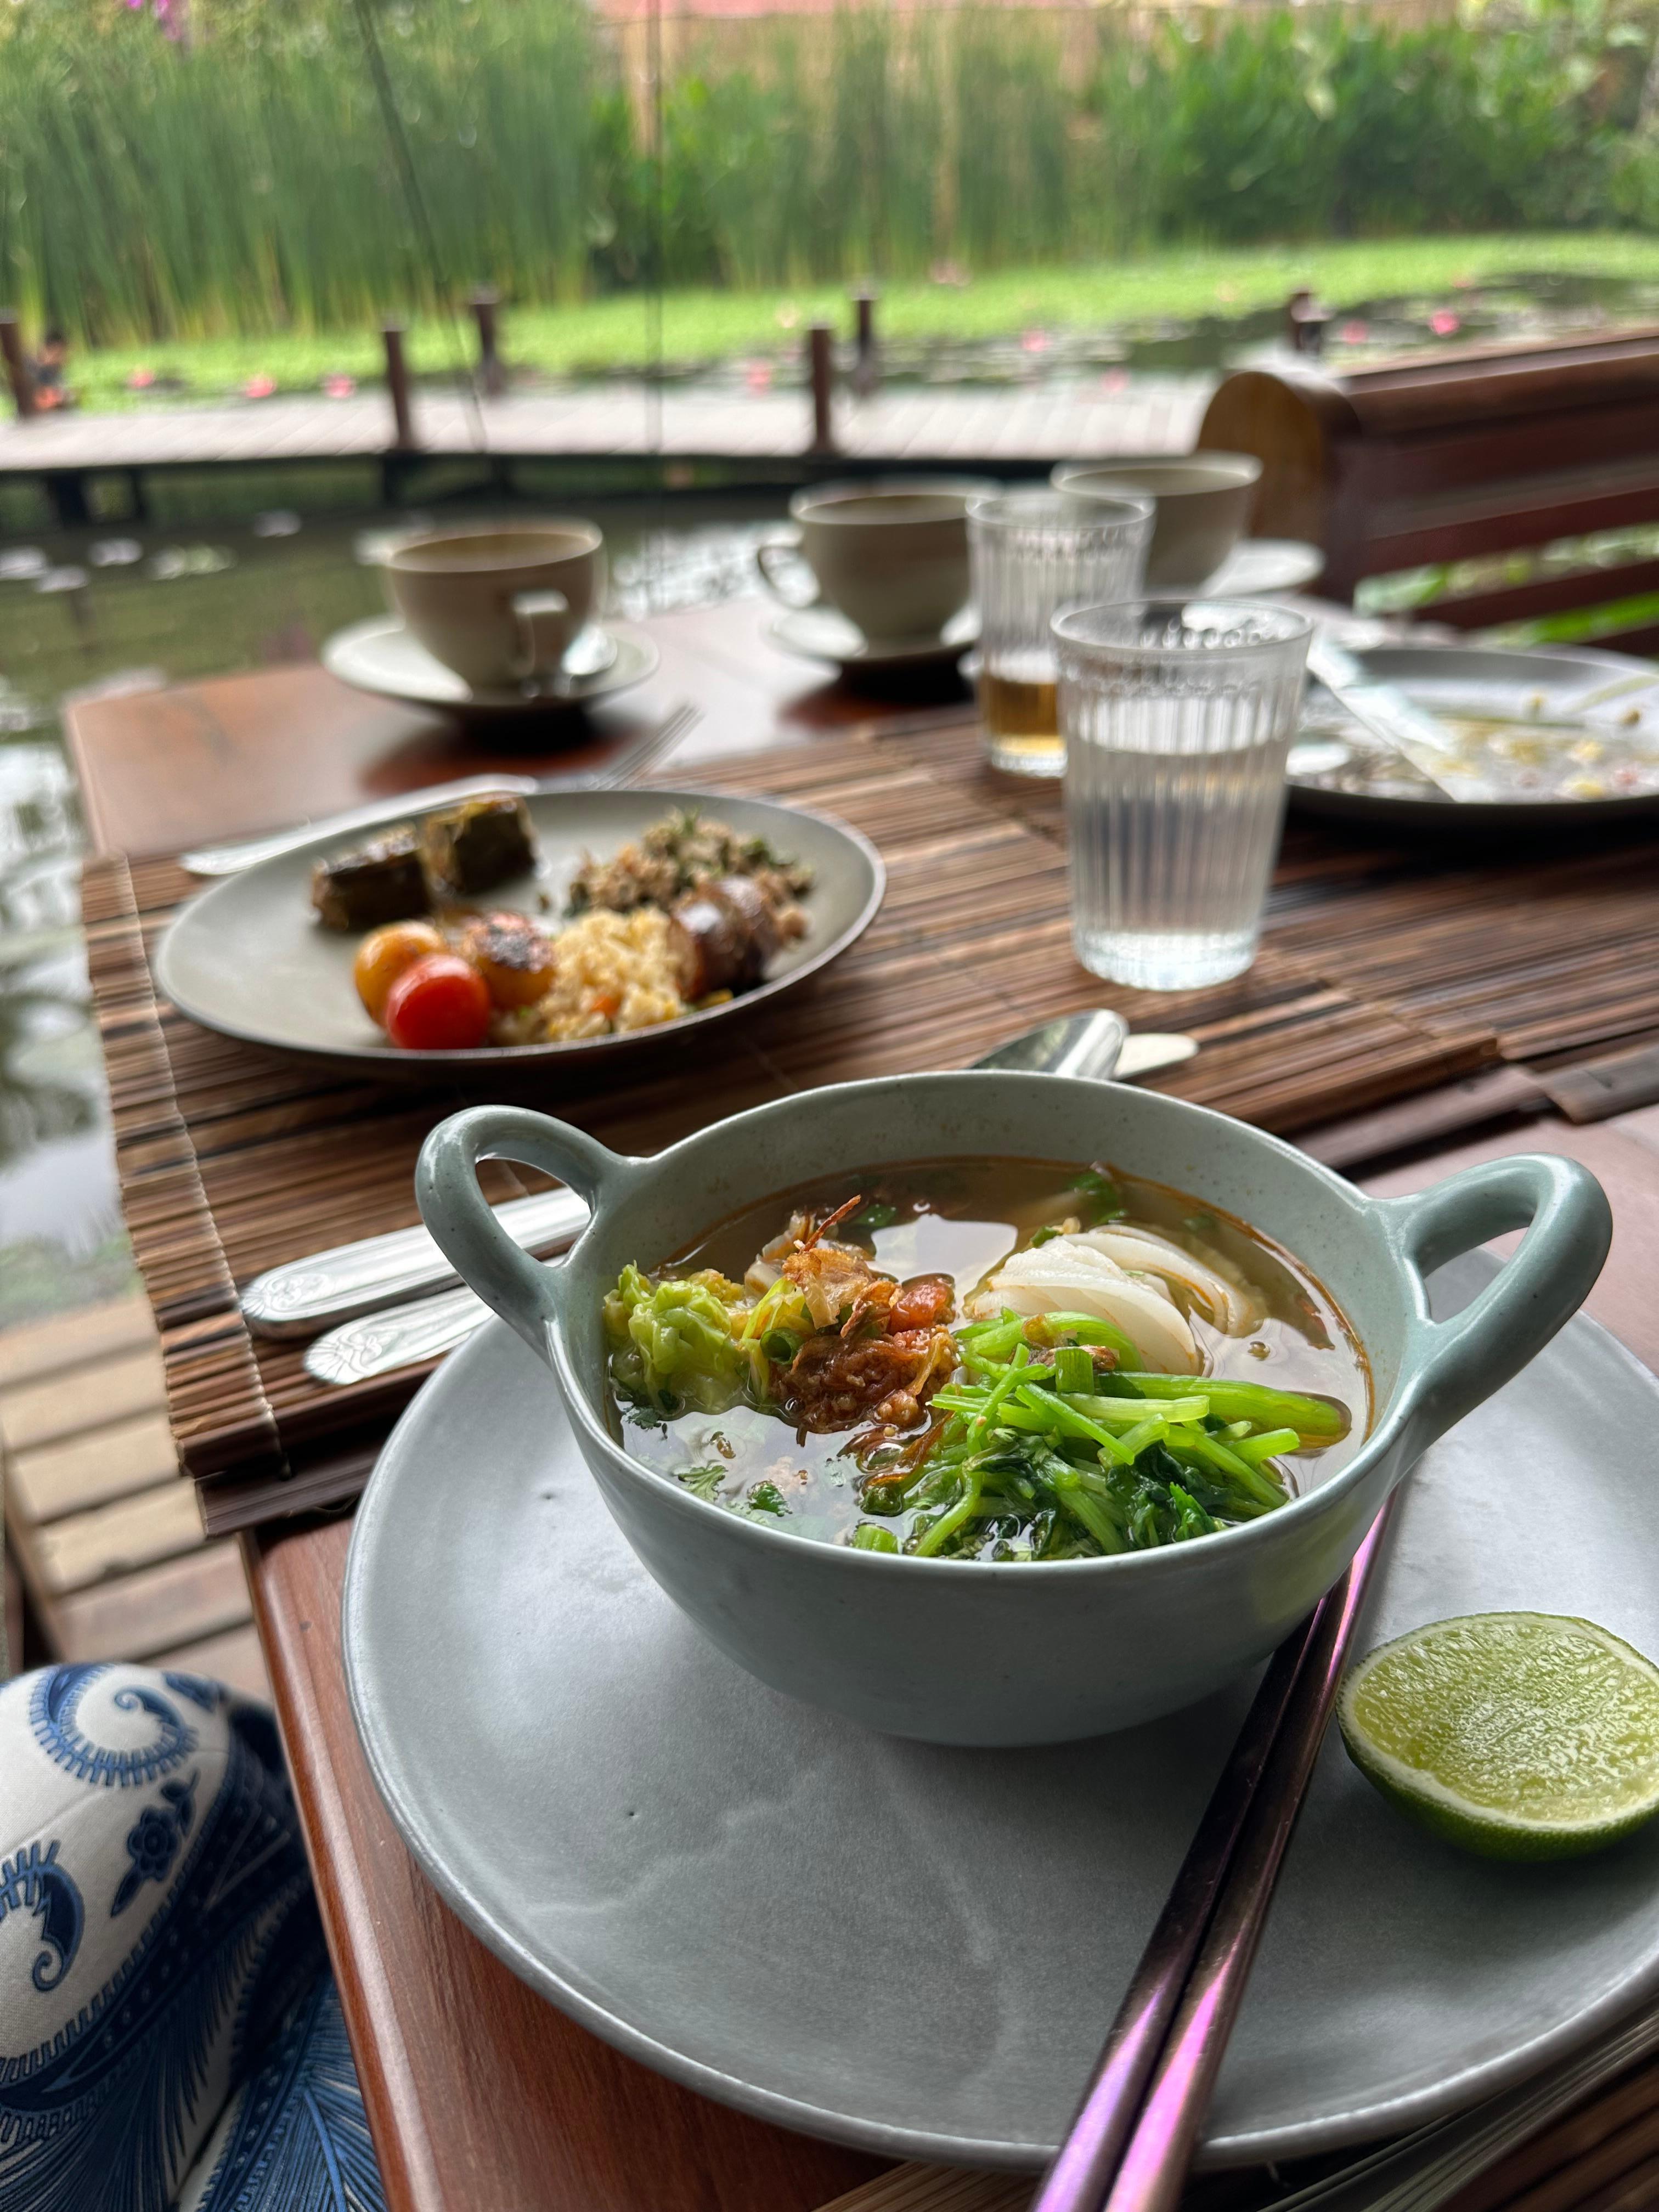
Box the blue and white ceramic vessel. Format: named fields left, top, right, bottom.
left=0, top=1663, right=325, bottom=2211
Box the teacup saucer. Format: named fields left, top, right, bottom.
left=322, top=617, right=658, bottom=719
left=769, top=603, right=979, bottom=674
left=1163, top=539, right=1324, bottom=597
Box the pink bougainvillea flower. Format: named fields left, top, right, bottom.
left=322, top=374, right=356, bottom=398
left=1429, top=309, right=1461, bottom=336
left=1020, top=328, right=1051, bottom=354
left=1339, top=320, right=1369, bottom=345
left=126, top=366, right=155, bottom=390
left=744, top=361, right=772, bottom=392
left=243, top=375, right=277, bottom=400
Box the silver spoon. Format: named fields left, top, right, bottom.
left=977, top=1008, right=1130, bottom=1082
left=280, top=1012, right=1195, bottom=1383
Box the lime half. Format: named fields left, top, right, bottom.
left=1338, top=1612, right=1659, bottom=1861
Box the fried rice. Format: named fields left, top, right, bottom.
left=489, top=907, right=691, bottom=1044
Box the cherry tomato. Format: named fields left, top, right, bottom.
left=383, top=953, right=493, bottom=1050
left=459, top=911, right=557, bottom=1009
left=354, top=921, right=446, bottom=1023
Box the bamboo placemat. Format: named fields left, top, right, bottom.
left=82, top=717, right=1659, bottom=1521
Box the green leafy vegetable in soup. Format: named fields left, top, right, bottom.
left=602, top=1265, right=751, bottom=1415
left=602, top=1159, right=1368, bottom=1561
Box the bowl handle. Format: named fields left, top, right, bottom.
left=416, top=1105, right=638, bottom=1365
left=1373, top=1153, right=1612, bottom=1449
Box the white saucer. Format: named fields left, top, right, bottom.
left=769, top=603, right=979, bottom=673
left=1165, top=539, right=1325, bottom=597
left=322, top=617, right=659, bottom=719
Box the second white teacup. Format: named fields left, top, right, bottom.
left=1051, top=454, right=1261, bottom=592
left=385, top=522, right=604, bottom=691
left=757, top=478, right=997, bottom=645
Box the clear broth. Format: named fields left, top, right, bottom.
left=612, top=1156, right=1372, bottom=1552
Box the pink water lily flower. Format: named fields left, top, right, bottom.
left=243, top=374, right=276, bottom=400
left=322, top=374, right=356, bottom=398
left=1429, top=309, right=1462, bottom=336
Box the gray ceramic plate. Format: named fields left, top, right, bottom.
left=1289, top=642, right=1659, bottom=828
left=322, top=616, right=658, bottom=718
left=342, top=1254, right=1659, bottom=2170
left=156, top=786, right=884, bottom=1077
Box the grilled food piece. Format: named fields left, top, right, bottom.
left=311, top=828, right=430, bottom=932
left=422, top=795, right=537, bottom=896
left=668, top=873, right=784, bottom=998
left=459, top=911, right=558, bottom=1009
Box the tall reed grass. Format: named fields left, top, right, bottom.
left=0, top=0, right=1650, bottom=345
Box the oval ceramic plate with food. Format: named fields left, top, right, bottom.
left=343, top=1250, right=1659, bottom=2169
left=1289, top=642, right=1659, bottom=828
left=156, top=787, right=884, bottom=1076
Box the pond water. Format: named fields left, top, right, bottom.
left=0, top=489, right=791, bottom=1324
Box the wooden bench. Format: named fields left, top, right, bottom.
left=1, top=1293, right=267, bottom=1695
left=1198, top=330, right=1659, bottom=649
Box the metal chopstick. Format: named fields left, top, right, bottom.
left=1033, top=1504, right=1395, bottom=2212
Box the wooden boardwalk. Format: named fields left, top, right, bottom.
left=1, top=1294, right=268, bottom=1695
left=0, top=373, right=1212, bottom=478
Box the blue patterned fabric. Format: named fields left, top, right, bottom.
left=0, top=1662, right=346, bottom=2212
left=178, top=1976, right=383, bottom=2212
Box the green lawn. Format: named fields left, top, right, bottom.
left=63, top=233, right=1659, bottom=412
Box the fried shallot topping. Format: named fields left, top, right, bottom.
left=764, top=1204, right=961, bottom=1432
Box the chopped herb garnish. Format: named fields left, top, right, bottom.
left=1073, top=1169, right=1126, bottom=1224
left=851, top=1522, right=900, bottom=1552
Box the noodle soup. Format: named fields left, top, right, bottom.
left=604, top=1157, right=1369, bottom=1560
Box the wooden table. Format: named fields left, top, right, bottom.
left=66, top=606, right=1659, bottom=2212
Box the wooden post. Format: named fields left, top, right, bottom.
left=807, top=323, right=836, bottom=455
left=851, top=288, right=879, bottom=399
left=470, top=288, right=505, bottom=398
left=382, top=321, right=417, bottom=450
left=1285, top=290, right=1329, bottom=358
left=0, top=313, right=36, bottom=421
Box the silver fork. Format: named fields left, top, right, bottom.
left=179, top=702, right=701, bottom=876
left=590, top=700, right=699, bottom=791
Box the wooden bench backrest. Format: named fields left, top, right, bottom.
left=1198, top=331, right=1659, bottom=645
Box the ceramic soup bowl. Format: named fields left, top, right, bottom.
left=415, top=1074, right=1610, bottom=1746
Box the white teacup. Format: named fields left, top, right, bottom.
left=1051, top=454, right=1261, bottom=592
left=757, top=478, right=997, bottom=645
left=385, top=523, right=604, bottom=691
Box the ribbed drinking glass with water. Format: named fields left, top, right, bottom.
left=1054, top=599, right=1312, bottom=990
